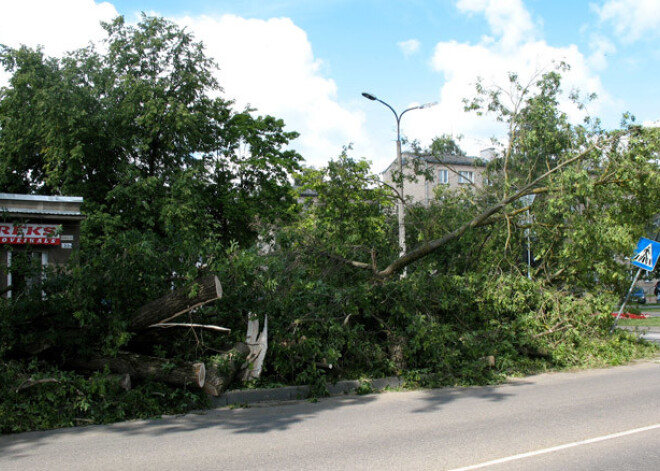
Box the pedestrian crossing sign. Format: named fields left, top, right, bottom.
left=631, top=237, right=660, bottom=271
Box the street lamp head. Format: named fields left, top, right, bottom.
left=361, top=92, right=377, bottom=101
left=418, top=101, right=438, bottom=110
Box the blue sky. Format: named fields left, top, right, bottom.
left=1, top=0, right=659, bottom=171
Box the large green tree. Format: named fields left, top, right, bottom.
left=0, top=15, right=301, bottom=247
left=0, top=15, right=302, bottom=354
left=1, top=52, right=657, bottom=431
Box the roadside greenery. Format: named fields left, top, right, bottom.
left=0, top=360, right=209, bottom=433
left=618, top=318, right=660, bottom=327
left=1, top=17, right=658, bottom=433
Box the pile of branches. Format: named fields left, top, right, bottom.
left=12, top=275, right=267, bottom=397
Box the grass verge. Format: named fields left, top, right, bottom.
left=618, top=317, right=660, bottom=327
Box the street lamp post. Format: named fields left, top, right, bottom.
left=520, top=193, right=536, bottom=280
left=362, top=92, right=437, bottom=270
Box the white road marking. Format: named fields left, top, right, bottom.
left=447, top=423, right=660, bottom=471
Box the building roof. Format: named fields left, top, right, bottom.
left=0, top=193, right=84, bottom=220
left=381, top=152, right=486, bottom=174
left=0, top=193, right=83, bottom=203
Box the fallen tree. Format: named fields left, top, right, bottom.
left=331, top=140, right=611, bottom=278
left=63, top=280, right=267, bottom=396
left=66, top=352, right=206, bottom=388
left=129, top=275, right=223, bottom=331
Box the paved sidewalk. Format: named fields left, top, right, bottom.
left=639, top=327, right=660, bottom=344
left=617, top=325, right=660, bottom=345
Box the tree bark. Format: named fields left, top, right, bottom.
left=129, top=275, right=222, bottom=332
left=67, top=352, right=206, bottom=388
left=203, top=343, right=250, bottom=396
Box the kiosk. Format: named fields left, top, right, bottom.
left=0, top=193, right=83, bottom=297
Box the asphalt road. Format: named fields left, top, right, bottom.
left=2, top=360, right=659, bottom=471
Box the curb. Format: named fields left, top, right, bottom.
left=617, top=326, right=660, bottom=345
left=212, top=376, right=404, bottom=408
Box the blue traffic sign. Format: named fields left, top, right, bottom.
left=631, top=237, right=660, bottom=271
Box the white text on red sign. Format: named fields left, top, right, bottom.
left=0, top=224, right=61, bottom=245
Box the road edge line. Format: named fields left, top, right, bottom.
left=447, top=423, right=660, bottom=471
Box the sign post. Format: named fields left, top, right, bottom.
left=611, top=237, right=660, bottom=333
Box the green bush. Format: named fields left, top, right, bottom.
left=0, top=360, right=209, bottom=434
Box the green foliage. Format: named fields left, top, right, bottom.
left=0, top=13, right=302, bottom=430
left=209, top=239, right=656, bottom=391
left=0, top=12, right=302, bottom=354
left=290, top=151, right=395, bottom=265
left=429, top=134, right=467, bottom=157
left=0, top=14, right=301, bottom=246
left=0, top=360, right=209, bottom=434
left=356, top=380, right=374, bottom=395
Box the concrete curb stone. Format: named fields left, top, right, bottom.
left=212, top=376, right=404, bottom=408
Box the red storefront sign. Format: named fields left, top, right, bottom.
left=0, top=223, right=61, bottom=245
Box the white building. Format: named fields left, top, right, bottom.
left=381, top=153, right=488, bottom=206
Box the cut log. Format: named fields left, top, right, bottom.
left=129, top=275, right=223, bottom=332
left=203, top=343, right=250, bottom=396
left=67, top=352, right=206, bottom=389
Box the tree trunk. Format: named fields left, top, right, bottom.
left=203, top=343, right=250, bottom=396
left=129, top=275, right=222, bottom=331
left=67, top=352, right=206, bottom=388
left=387, top=332, right=406, bottom=371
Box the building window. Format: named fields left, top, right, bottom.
left=458, top=171, right=474, bottom=184
left=438, top=169, right=449, bottom=184
left=6, top=250, right=47, bottom=298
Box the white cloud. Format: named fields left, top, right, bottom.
left=456, top=0, right=537, bottom=49
left=595, top=0, right=660, bottom=43
left=405, top=0, right=611, bottom=157
left=398, top=39, right=421, bottom=56
left=0, top=0, right=117, bottom=56
left=0, top=2, right=368, bottom=169
left=0, top=0, right=118, bottom=123
left=587, top=34, right=616, bottom=70
left=175, top=14, right=369, bottom=168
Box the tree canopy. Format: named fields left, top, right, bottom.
left=0, top=14, right=305, bottom=363
left=0, top=15, right=301, bottom=248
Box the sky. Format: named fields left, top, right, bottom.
left=1, top=0, right=659, bottom=172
